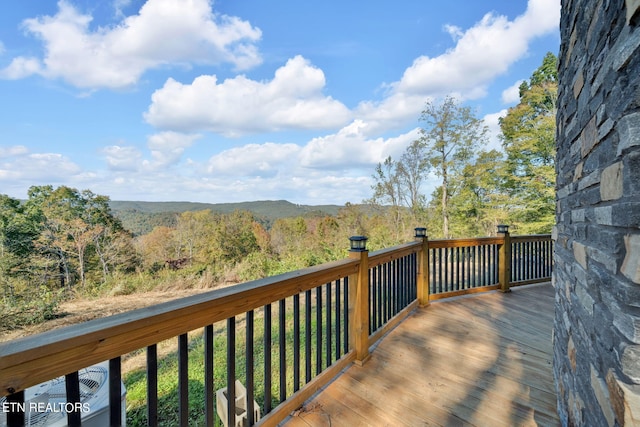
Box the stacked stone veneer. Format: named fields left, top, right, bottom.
left=554, top=0, right=640, bottom=425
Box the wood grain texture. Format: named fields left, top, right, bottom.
left=282, top=283, right=559, bottom=427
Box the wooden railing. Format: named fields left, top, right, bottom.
left=0, top=228, right=552, bottom=427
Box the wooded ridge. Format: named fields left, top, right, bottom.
left=109, top=200, right=343, bottom=236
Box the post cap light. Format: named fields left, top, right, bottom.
left=497, top=224, right=510, bottom=234
left=349, top=235, right=368, bottom=252
left=414, top=227, right=427, bottom=238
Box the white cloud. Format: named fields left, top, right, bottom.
left=502, top=79, right=525, bottom=104
left=0, top=145, right=29, bottom=157
left=0, top=57, right=42, bottom=79
left=388, top=0, right=559, bottom=103
left=355, top=92, right=429, bottom=135
left=299, top=120, right=419, bottom=169
left=0, top=152, right=81, bottom=182
left=102, top=145, right=143, bottom=171
left=204, top=122, right=419, bottom=188
left=102, top=132, right=200, bottom=172
left=207, top=142, right=300, bottom=177
left=0, top=0, right=262, bottom=89
left=144, top=56, right=352, bottom=135
left=483, top=110, right=508, bottom=152
left=146, top=131, right=201, bottom=168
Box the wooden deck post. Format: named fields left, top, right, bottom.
left=415, top=227, right=430, bottom=307
left=348, top=236, right=370, bottom=366
left=498, top=225, right=511, bottom=293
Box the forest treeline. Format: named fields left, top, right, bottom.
left=0, top=53, right=557, bottom=330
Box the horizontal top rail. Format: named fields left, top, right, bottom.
left=368, top=241, right=422, bottom=268
left=428, top=236, right=505, bottom=248
left=0, top=257, right=359, bottom=397
left=511, top=234, right=553, bottom=243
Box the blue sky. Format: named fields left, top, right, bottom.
left=0, top=0, right=560, bottom=205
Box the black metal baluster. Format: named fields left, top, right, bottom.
left=343, top=278, right=349, bottom=354
left=376, top=267, right=381, bottom=327
left=536, top=240, right=541, bottom=279
left=65, top=371, right=81, bottom=427
left=316, top=286, right=322, bottom=375
left=431, top=248, right=436, bottom=294
left=524, top=241, right=529, bottom=280
left=178, top=334, right=189, bottom=427
left=461, top=246, right=467, bottom=289
left=226, top=317, right=236, bottom=427
left=528, top=241, right=533, bottom=280
left=326, top=282, right=332, bottom=366
left=539, top=240, right=543, bottom=279
left=376, top=266, right=382, bottom=329
left=369, top=269, right=375, bottom=334
left=385, top=262, right=392, bottom=321
left=109, top=357, right=122, bottom=427
left=246, top=310, right=255, bottom=426
left=397, top=258, right=402, bottom=308
left=293, top=295, right=300, bottom=392
left=495, top=245, right=499, bottom=284
left=484, top=245, right=488, bottom=286
left=454, top=247, right=459, bottom=291
left=401, top=256, right=407, bottom=307
left=405, top=256, right=410, bottom=304
left=147, top=344, right=159, bottom=427
left=279, top=299, right=286, bottom=402
left=512, top=243, right=520, bottom=282
left=447, top=249, right=452, bottom=292
left=521, top=241, right=525, bottom=281
left=5, top=390, right=24, bottom=427
left=396, top=258, right=402, bottom=313
left=548, top=240, right=553, bottom=276
left=467, top=246, right=473, bottom=288
left=305, top=290, right=312, bottom=383
left=264, top=305, right=272, bottom=414
left=204, top=326, right=213, bottom=427
left=398, top=258, right=403, bottom=308
left=472, top=246, right=477, bottom=287
left=335, top=279, right=341, bottom=360
left=404, top=255, right=409, bottom=305
left=438, top=248, right=443, bottom=293
left=390, top=260, right=396, bottom=314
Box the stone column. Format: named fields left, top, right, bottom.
left=554, top=0, right=640, bottom=425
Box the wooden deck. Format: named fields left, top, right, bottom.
left=282, top=283, right=559, bottom=427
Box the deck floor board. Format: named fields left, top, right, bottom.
left=281, top=283, right=559, bottom=427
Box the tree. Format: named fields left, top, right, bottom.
left=499, top=52, right=557, bottom=233
left=136, top=226, right=176, bottom=270
left=450, top=149, right=510, bottom=236
left=397, top=140, right=429, bottom=214
left=418, top=96, right=489, bottom=237
left=0, top=195, right=39, bottom=300
left=23, top=185, right=136, bottom=288
left=369, top=157, right=406, bottom=239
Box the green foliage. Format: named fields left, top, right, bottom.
left=0, top=186, right=138, bottom=313
left=418, top=96, right=489, bottom=238
left=500, top=52, right=557, bottom=234
left=0, top=287, right=63, bottom=332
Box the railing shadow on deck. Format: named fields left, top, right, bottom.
left=0, top=227, right=553, bottom=427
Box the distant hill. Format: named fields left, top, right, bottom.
left=109, top=200, right=344, bottom=236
